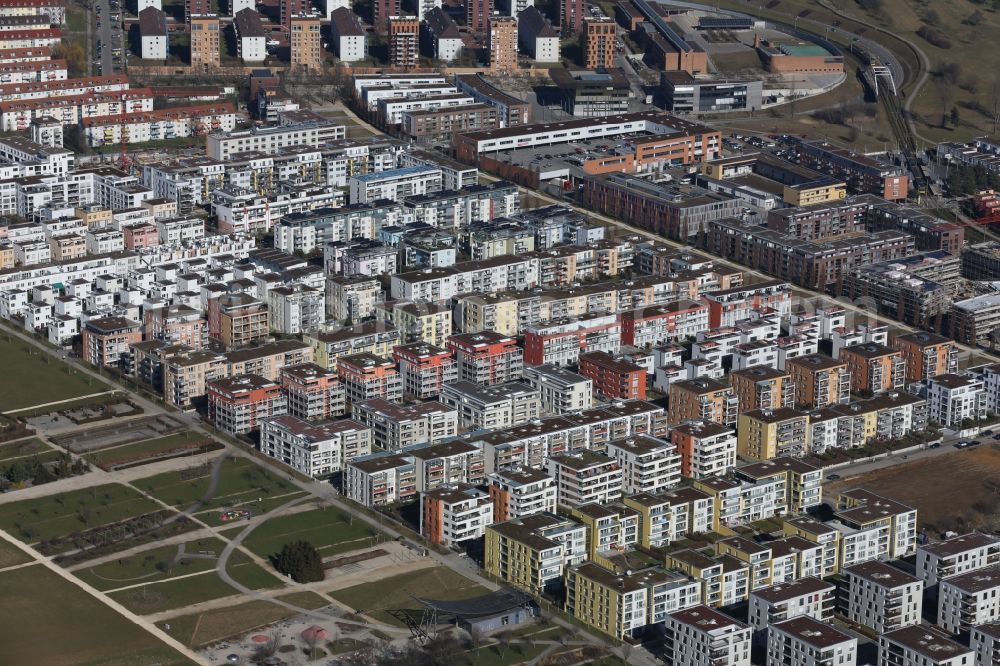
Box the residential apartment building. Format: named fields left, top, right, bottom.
left=82, top=315, right=141, bottom=368
left=938, top=566, right=1000, bottom=634
left=834, top=488, right=919, bottom=564
left=189, top=16, right=220, bottom=71
left=487, top=468, right=557, bottom=521
left=841, top=560, right=923, bottom=634
left=206, top=374, right=287, bottom=434
left=583, top=18, right=615, bottom=69
left=925, top=373, right=987, bottom=427
left=971, top=625, right=1000, bottom=666
left=670, top=420, right=737, bottom=479
left=786, top=354, right=850, bottom=408
left=522, top=363, right=593, bottom=414
left=392, top=342, right=458, bottom=399
left=352, top=398, right=457, bottom=450
left=606, top=435, right=681, bottom=495
left=289, top=16, right=322, bottom=72
left=878, top=626, right=972, bottom=666
left=345, top=452, right=416, bottom=507
left=439, top=380, right=540, bottom=430
left=668, top=378, right=738, bottom=427
left=579, top=351, right=647, bottom=401
left=731, top=366, right=795, bottom=414
left=207, top=293, right=269, bottom=350
left=546, top=451, right=623, bottom=507
left=623, top=487, right=714, bottom=548
left=892, top=331, right=958, bottom=383
left=916, top=532, right=1000, bottom=589
left=840, top=343, right=906, bottom=395
left=279, top=362, right=346, bottom=420
left=488, top=16, right=517, bottom=73
left=447, top=330, right=523, bottom=385
left=737, top=407, right=810, bottom=461
left=336, top=353, right=402, bottom=403
left=569, top=563, right=701, bottom=640
left=259, top=415, right=371, bottom=477
left=748, top=577, right=835, bottom=632
left=664, top=605, right=751, bottom=666
left=766, top=617, right=857, bottom=666
left=388, top=17, right=419, bottom=69
left=420, top=484, right=493, bottom=547
left=484, top=513, right=586, bottom=595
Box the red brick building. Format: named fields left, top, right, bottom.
left=578, top=351, right=647, bottom=400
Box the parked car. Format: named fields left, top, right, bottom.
left=826, top=473, right=841, bottom=480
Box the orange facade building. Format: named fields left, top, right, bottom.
left=786, top=354, right=851, bottom=408
left=839, top=343, right=906, bottom=395
left=892, top=331, right=958, bottom=383
left=667, top=378, right=737, bottom=427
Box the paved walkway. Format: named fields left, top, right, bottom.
left=6, top=391, right=120, bottom=414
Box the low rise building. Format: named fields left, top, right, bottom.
left=878, top=626, right=972, bottom=666
left=664, top=605, right=751, bottom=666
left=938, top=566, right=1000, bottom=634
left=748, top=577, right=835, bottom=632
left=420, top=484, right=493, bottom=547
left=766, top=616, right=857, bottom=666
left=916, top=532, right=1000, bottom=589
left=352, top=398, right=457, bottom=450
left=546, top=451, right=622, bottom=507
left=487, top=468, right=557, bottom=521
left=206, top=374, right=287, bottom=434
left=439, top=379, right=540, bottom=430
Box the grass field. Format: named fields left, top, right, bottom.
left=231, top=505, right=382, bottom=559
left=73, top=537, right=233, bottom=591
left=156, top=591, right=331, bottom=648
left=132, top=456, right=297, bottom=511
left=85, top=431, right=207, bottom=466
left=0, top=438, right=53, bottom=462
left=0, top=537, right=31, bottom=568
left=195, top=491, right=310, bottom=526
left=1, top=564, right=194, bottom=665
left=0, top=339, right=108, bottom=411
left=109, top=561, right=286, bottom=615
left=466, top=643, right=549, bottom=666
left=825, top=444, right=1000, bottom=536
left=0, top=483, right=162, bottom=544
left=329, top=567, right=488, bottom=627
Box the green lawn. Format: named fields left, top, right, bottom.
left=0, top=537, right=31, bottom=568
left=0, top=438, right=53, bottom=462
left=0, top=564, right=195, bottom=665
left=157, top=591, right=331, bottom=648
left=85, top=431, right=207, bottom=466
left=0, top=338, right=108, bottom=411
left=132, top=456, right=297, bottom=512
left=195, top=491, right=309, bottom=526
left=73, top=537, right=236, bottom=591
left=109, top=561, right=286, bottom=615
left=230, top=505, right=382, bottom=559
left=329, top=567, right=488, bottom=627
left=0, top=483, right=162, bottom=544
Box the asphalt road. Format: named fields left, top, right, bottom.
left=95, top=0, right=118, bottom=75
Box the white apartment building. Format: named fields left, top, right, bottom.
left=695, top=474, right=787, bottom=529
left=348, top=165, right=443, bottom=205
left=439, top=379, right=540, bottom=430
left=665, top=605, right=751, bottom=666
left=259, top=415, right=372, bottom=478
left=345, top=451, right=419, bottom=507
left=206, top=121, right=347, bottom=160
left=767, top=616, right=857, bottom=666
left=267, top=284, right=323, bottom=336
left=330, top=8, right=365, bottom=62
left=351, top=398, right=457, bottom=451
left=878, top=626, right=973, bottom=666
left=971, top=624, right=1000, bottom=666
left=606, top=435, right=681, bottom=495
left=916, top=532, right=1000, bottom=588
left=487, top=468, right=556, bottom=520
left=522, top=363, right=593, bottom=414
left=939, top=566, right=1000, bottom=634
left=925, top=373, right=987, bottom=427
left=377, top=94, right=475, bottom=125
left=834, top=489, right=919, bottom=565
left=669, top=420, right=737, bottom=479
left=546, top=451, right=623, bottom=507
left=420, top=484, right=494, bottom=547
left=842, top=560, right=923, bottom=634
left=748, top=577, right=835, bottom=632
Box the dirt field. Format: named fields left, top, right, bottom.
left=826, top=445, right=1000, bottom=537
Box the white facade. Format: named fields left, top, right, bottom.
left=259, top=415, right=372, bottom=477
left=607, top=436, right=681, bottom=495
left=766, top=617, right=857, bottom=666
left=665, top=606, right=751, bottom=666
left=487, top=469, right=557, bottom=520
left=239, top=34, right=266, bottom=62
left=877, top=626, right=973, bottom=666
left=522, top=363, right=593, bottom=414
left=420, top=485, right=494, bottom=547
left=546, top=452, right=623, bottom=508
left=348, top=166, right=443, bottom=205
left=747, top=577, right=835, bottom=632
left=336, top=33, right=366, bottom=62
left=925, top=374, right=987, bottom=427
left=916, top=532, right=1000, bottom=588
left=842, top=561, right=923, bottom=634
left=141, top=33, right=167, bottom=60
left=938, top=566, right=1000, bottom=634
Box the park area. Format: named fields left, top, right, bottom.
left=108, top=558, right=286, bottom=615
left=227, top=504, right=383, bottom=561
left=132, top=456, right=302, bottom=514
left=329, top=566, right=489, bottom=627
left=0, top=564, right=194, bottom=665
left=825, top=444, right=1000, bottom=536
left=0, top=483, right=162, bottom=547
left=0, top=337, right=108, bottom=412
left=73, top=537, right=231, bottom=592
left=84, top=431, right=223, bottom=470
left=156, top=591, right=331, bottom=648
